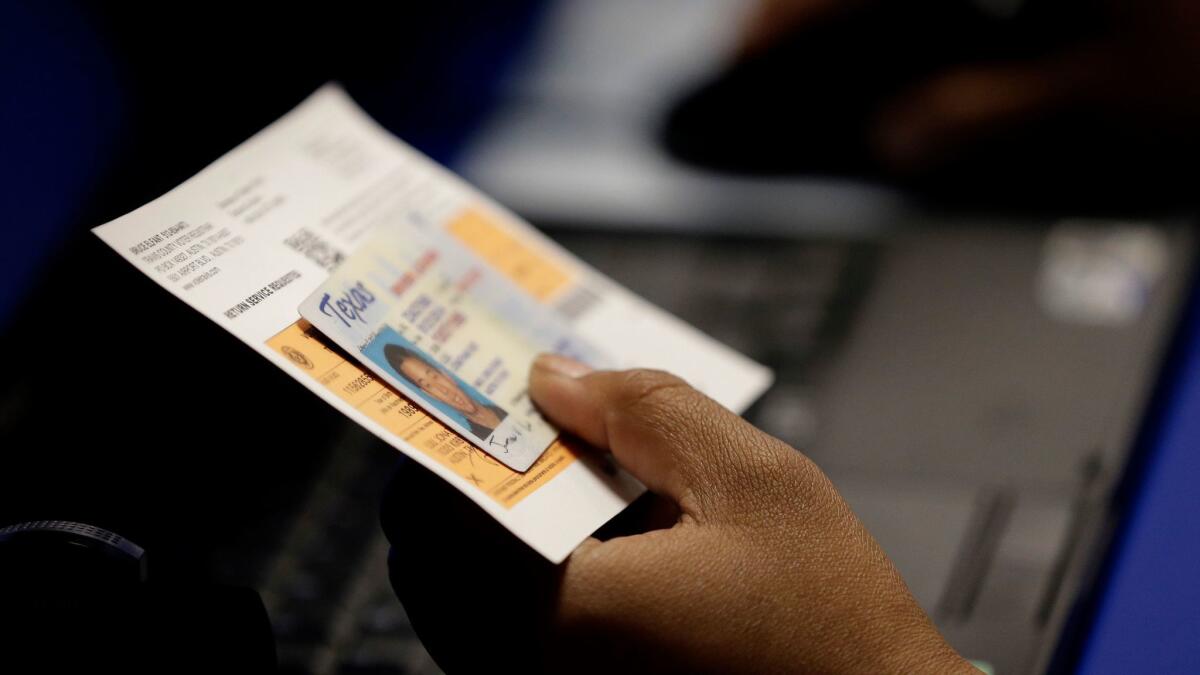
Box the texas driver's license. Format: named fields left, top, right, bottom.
left=299, top=220, right=611, bottom=472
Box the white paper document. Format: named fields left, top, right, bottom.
left=92, top=85, right=772, bottom=562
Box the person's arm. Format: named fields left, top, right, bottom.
left=384, top=354, right=975, bottom=674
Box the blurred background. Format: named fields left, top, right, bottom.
left=2, top=1, right=1198, bottom=673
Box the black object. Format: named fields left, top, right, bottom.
left=661, top=0, right=1195, bottom=208
left=0, top=520, right=276, bottom=674
left=0, top=520, right=148, bottom=587
left=664, top=0, right=1016, bottom=176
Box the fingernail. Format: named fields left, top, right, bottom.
left=533, top=353, right=593, bottom=379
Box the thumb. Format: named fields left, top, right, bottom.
left=529, top=354, right=787, bottom=519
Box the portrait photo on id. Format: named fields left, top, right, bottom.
left=367, top=327, right=510, bottom=441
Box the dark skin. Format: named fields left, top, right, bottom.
left=384, top=354, right=974, bottom=674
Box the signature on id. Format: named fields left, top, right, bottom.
left=488, top=429, right=523, bottom=454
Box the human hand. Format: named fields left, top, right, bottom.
left=521, top=355, right=972, bottom=673
left=382, top=356, right=973, bottom=674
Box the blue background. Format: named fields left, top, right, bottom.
left=1074, top=276, right=1200, bottom=673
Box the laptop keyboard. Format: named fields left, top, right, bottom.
left=551, top=231, right=875, bottom=448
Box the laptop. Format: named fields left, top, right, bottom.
left=452, top=1, right=1198, bottom=671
